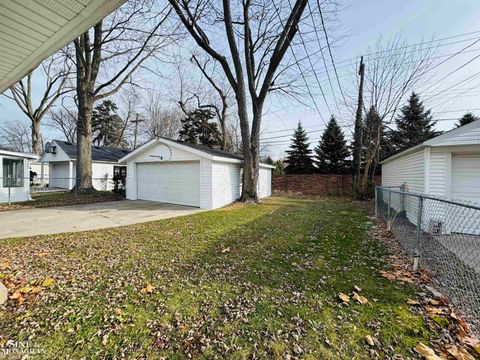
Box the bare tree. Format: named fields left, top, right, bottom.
left=70, top=1, right=176, bottom=191
left=359, top=35, right=436, bottom=195
left=169, top=0, right=314, bottom=202
left=0, top=119, right=33, bottom=153
left=190, top=56, right=231, bottom=150
left=3, top=55, right=70, bottom=155
left=142, top=93, right=182, bottom=139
left=46, top=108, right=78, bottom=143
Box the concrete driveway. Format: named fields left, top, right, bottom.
left=0, top=200, right=202, bottom=239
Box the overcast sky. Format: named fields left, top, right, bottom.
left=1, top=0, right=480, bottom=159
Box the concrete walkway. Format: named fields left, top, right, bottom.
left=0, top=200, right=202, bottom=239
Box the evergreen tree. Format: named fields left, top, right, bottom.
left=392, top=92, right=439, bottom=152
left=314, top=116, right=349, bottom=174
left=179, top=108, right=221, bottom=148
left=92, top=100, right=127, bottom=148
left=456, top=112, right=478, bottom=128
left=284, top=122, right=315, bottom=174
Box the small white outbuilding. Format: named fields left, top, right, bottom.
left=119, top=138, right=274, bottom=210
left=0, top=149, right=38, bottom=203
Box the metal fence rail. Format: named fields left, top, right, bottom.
left=376, top=186, right=480, bottom=333
left=0, top=176, right=126, bottom=204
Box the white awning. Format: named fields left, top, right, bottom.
left=0, top=0, right=125, bottom=93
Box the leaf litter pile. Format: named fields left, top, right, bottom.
left=0, top=197, right=479, bottom=359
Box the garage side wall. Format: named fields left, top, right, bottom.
left=211, top=161, right=241, bottom=209
left=258, top=167, right=272, bottom=198
left=382, top=149, right=425, bottom=224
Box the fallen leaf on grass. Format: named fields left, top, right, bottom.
left=446, top=345, right=475, bottom=360
left=352, top=292, right=369, bottom=305
left=365, top=335, right=375, bottom=346
left=140, top=284, right=154, bottom=294
left=380, top=271, right=396, bottom=280
left=18, top=287, right=33, bottom=294
left=425, top=306, right=446, bottom=315
left=414, top=342, right=443, bottom=360
left=221, top=247, right=231, bottom=254
left=35, top=252, right=49, bottom=257
left=41, top=278, right=54, bottom=287
left=9, top=291, right=25, bottom=306
left=0, top=261, right=11, bottom=270
left=338, top=293, right=350, bottom=303
left=407, top=299, right=420, bottom=305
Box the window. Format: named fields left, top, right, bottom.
left=3, top=158, right=24, bottom=187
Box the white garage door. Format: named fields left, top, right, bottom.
left=136, top=162, right=200, bottom=207
left=452, top=155, right=480, bottom=204
left=450, top=155, right=480, bottom=234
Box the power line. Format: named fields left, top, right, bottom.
left=305, top=1, right=341, bottom=118
left=419, top=51, right=480, bottom=95
left=424, top=70, right=480, bottom=102
left=316, top=0, right=348, bottom=107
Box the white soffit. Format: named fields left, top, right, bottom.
left=0, top=0, right=126, bottom=93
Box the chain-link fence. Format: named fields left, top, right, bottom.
left=376, top=185, right=480, bottom=333
left=1, top=176, right=126, bottom=204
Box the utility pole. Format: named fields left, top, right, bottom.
left=353, top=56, right=365, bottom=195
left=131, top=113, right=144, bottom=149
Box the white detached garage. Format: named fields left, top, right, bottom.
left=119, top=138, right=273, bottom=210
left=381, top=119, right=480, bottom=233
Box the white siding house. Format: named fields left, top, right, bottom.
left=40, top=140, right=129, bottom=190
left=0, top=150, right=38, bottom=203
left=120, top=138, right=274, bottom=210
left=381, top=120, right=480, bottom=233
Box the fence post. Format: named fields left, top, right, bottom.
left=414, top=196, right=424, bottom=271
left=400, top=183, right=406, bottom=215
left=387, top=189, right=392, bottom=230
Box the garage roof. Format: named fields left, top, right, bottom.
left=381, top=119, right=480, bottom=164
left=120, top=137, right=275, bottom=168
left=53, top=140, right=130, bottom=162
left=0, top=0, right=125, bottom=93
left=165, top=138, right=244, bottom=160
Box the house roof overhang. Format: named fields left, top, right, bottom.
left=0, top=150, right=38, bottom=160
left=0, top=0, right=125, bottom=94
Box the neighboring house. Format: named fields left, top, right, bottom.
left=0, top=150, right=38, bottom=203
left=119, top=138, right=274, bottom=210
left=381, top=119, right=480, bottom=233
left=40, top=140, right=129, bottom=191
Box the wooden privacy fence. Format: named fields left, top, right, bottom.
left=272, top=174, right=381, bottom=197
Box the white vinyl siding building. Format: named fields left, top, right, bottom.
left=120, top=138, right=274, bottom=210
left=381, top=120, right=480, bottom=233
left=40, top=140, right=128, bottom=190
left=0, top=150, right=38, bottom=203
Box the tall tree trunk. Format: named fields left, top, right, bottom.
left=360, top=123, right=381, bottom=194
left=31, top=119, right=42, bottom=155
left=75, top=88, right=94, bottom=191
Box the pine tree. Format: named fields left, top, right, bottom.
left=456, top=112, right=478, bottom=128
left=179, top=108, right=221, bottom=148
left=314, top=116, right=350, bottom=174
left=392, top=92, right=439, bottom=152
left=285, top=122, right=315, bottom=174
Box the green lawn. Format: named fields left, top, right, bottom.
left=0, top=197, right=433, bottom=358
left=0, top=190, right=122, bottom=211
